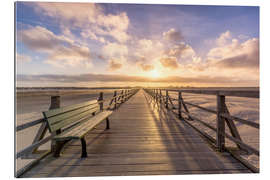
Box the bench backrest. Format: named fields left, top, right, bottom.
left=43, top=100, right=99, bottom=133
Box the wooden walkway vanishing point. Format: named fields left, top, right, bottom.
left=22, top=89, right=252, bottom=177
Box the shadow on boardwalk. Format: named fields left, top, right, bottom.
left=22, top=89, right=250, bottom=177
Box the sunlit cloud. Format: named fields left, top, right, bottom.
left=182, top=32, right=259, bottom=81
left=216, top=30, right=231, bottom=46
left=159, top=56, right=180, bottom=70
left=207, top=33, right=259, bottom=69
left=108, top=59, right=123, bottom=71
left=18, top=25, right=92, bottom=68
left=46, top=45, right=92, bottom=68
left=102, top=42, right=128, bottom=58
left=32, top=2, right=130, bottom=43
left=137, top=61, right=155, bottom=72
left=18, top=25, right=74, bottom=53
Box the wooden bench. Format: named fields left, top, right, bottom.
left=42, top=99, right=113, bottom=158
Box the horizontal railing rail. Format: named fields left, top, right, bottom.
left=156, top=88, right=259, bottom=98
left=144, top=88, right=259, bottom=173
left=15, top=88, right=139, bottom=177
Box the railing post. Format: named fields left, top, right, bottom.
left=98, top=92, right=104, bottom=111
left=217, top=95, right=226, bottom=152
left=159, top=89, right=162, bottom=104
left=49, top=96, right=60, bottom=110
left=121, top=90, right=124, bottom=103
left=178, top=92, right=182, bottom=119
left=33, top=95, right=60, bottom=154
left=165, top=90, right=168, bottom=108
left=113, top=91, right=117, bottom=109
left=50, top=96, right=61, bottom=154
left=155, top=89, right=157, bottom=101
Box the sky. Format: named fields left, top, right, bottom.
left=15, top=2, right=259, bottom=87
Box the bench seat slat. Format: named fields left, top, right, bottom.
left=47, top=104, right=98, bottom=129
left=44, top=100, right=98, bottom=118
left=49, top=107, right=99, bottom=132
left=54, top=111, right=113, bottom=140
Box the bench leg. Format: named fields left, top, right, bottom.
left=53, top=140, right=68, bottom=158
left=80, top=138, right=87, bottom=158
left=106, top=118, right=110, bottom=129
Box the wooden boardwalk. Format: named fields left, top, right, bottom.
left=22, top=90, right=250, bottom=177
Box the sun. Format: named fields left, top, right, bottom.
left=150, top=69, right=160, bottom=78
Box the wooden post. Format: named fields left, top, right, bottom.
left=31, top=96, right=59, bottom=153
left=224, top=105, right=243, bottom=150
left=165, top=90, right=168, bottom=108
left=98, top=92, right=104, bottom=111
left=50, top=96, right=60, bottom=128
left=217, top=95, right=226, bottom=152
left=178, top=92, right=182, bottom=119
left=50, top=96, right=61, bottom=155
left=114, top=91, right=117, bottom=109
left=121, top=90, right=124, bottom=103
left=159, top=89, right=162, bottom=104
left=49, top=96, right=60, bottom=110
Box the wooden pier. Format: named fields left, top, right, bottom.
left=20, top=89, right=256, bottom=177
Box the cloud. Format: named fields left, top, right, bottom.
left=96, top=12, right=130, bottom=43
left=18, top=25, right=74, bottom=53
left=216, top=30, right=231, bottom=46
left=137, top=39, right=153, bottom=54
left=33, top=2, right=101, bottom=26
left=102, top=42, right=128, bottom=58
left=134, top=39, right=164, bottom=62
left=16, top=53, right=32, bottom=63
left=102, top=42, right=128, bottom=70
left=159, top=56, right=179, bottom=69
left=136, top=61, right=154, bottom=71
left=18, top=25, right=92, bottom=68
left=108, top=59, right=123, bottom=71
left=17, top=73, right=258, bottom=85
left=163, top=28, right=184, bottom=42
left=183, top=34, right=259, bottom=82
left=167, top=43, right=197, bottom=62
left=207, top=37, right=259, bottom=69
left=80, top=30, right=106, bottom=43
left=46, top=45, right=91, bottom=68
left=32, top=2, right=130, bottom=43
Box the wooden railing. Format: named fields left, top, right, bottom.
left=144, top=88, right=259, bottom=173
left=15, top=88, right=139, bottom=177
